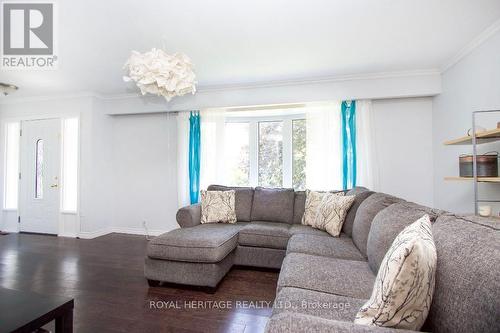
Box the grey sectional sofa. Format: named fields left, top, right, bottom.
left=144, top=185, right=500, bottom=333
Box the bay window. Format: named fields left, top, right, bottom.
left=224, top=112, right=306, bottom=190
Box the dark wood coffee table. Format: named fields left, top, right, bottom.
left=0, top=288, right=74, bottom=333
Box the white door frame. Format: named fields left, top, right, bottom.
left=1, top=112, right=81, bottom=237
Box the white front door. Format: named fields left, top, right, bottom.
left=19, top=119, right=61, bottom=234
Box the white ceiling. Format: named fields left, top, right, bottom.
left=2, top=0, right=500, bottom=98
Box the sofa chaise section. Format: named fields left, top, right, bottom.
left=144, top=223, right=244, bottom=289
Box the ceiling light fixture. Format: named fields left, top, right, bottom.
left=0, top=82, right=19, bottom=96
left=123, top=48, right=196, bottom=102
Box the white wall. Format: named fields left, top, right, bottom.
left=0, top=71, right=439, bottom=237
left=433, top=29, right=500, bottom=214
left=372, top=98, right=434, bottom=206
left=111, top=113, right=178, bottom=235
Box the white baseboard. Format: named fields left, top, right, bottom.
left=109, top=227, right=168, bottom=237
left=78, top=228, right=111, bottom=239
left=3, top=226, right=169, bottom=239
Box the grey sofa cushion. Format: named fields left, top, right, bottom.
left=286, top=234, right=365, bottom=261
left=292, top=191, right=306, bottom=224
left=176, top=203, right=201, bottom=228
left=239, top=221, right=291, bottom=249
left=277, top=253, right=375, bottom=299
left=147, top=223, right=243, bottom=263
left=265, top=312, right=414, bottom=333
left=251, top=187, right=295, bottom=223
left=342, top=189, right=374, bottom=237
left=207, top=185, right=254, bottom=221
left=423, top=214, right=500, bottom=333
left=273, top=287, right=366, bottom=321
left=288, top=224, right=330, bottom=237
left=352, top=193, right=403, bottom=257
left=367, top=201, right=443, bottom=273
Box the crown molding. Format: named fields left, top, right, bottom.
left=0, top=69, right=441, bottom=105
left=441, top=18, right=500, bottom=73
left=0, top=91, right=99, bottom=105
left=98, top=69, right=441, bottom=101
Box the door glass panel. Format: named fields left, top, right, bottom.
left=35, top=139, right=43, bottom=199
left=258, top=121, right=283, bottom=187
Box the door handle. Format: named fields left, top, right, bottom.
left=50, top=184, right=58, bottom=188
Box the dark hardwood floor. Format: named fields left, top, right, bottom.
left=0, top=233, right=279, bottom=333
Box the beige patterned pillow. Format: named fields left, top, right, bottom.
left=200, top=190, right=237, bottom=224
left=316, top=193, right=355, bottom=236
left=355, top=214, right=437, bottom=330
left=302, top=190, right=344, bottom=228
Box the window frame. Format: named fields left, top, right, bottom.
left=225, top=113, right=306, bottom=188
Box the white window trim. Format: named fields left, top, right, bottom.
left=225, top=113, right=305, bottom=188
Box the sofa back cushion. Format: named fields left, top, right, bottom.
left=207, top=185, right=254, bottom=221
left=292, top=191, right=306, bottom=224
left=352, top=193, right=403, bottom=257
left=366, top=201, right=443, bottom=273
left=423, top=214, right=500, bottom=333
left=342, top=187, right=374, bottom=237
left=251, top=187, right=295, bottom=223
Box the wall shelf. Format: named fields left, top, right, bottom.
left=444, top=176, right=500, bottom=183
left=443, top=110, right=500, bottom=215
left=444, top=127, right=500, bottom=145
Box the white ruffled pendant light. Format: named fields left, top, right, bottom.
left=123, top=48, right=196, bottom=102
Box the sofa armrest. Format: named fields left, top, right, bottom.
left=176, top=204, right=201, bottom=228
left=265, top=313, right=417, bottom=333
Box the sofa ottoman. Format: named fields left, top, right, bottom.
left=145, top=223, right=243, bottom=290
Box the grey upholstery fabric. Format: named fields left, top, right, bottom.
left=286, top=234, right=365, bottom=261
left=148, top=223, right=244, bottom=262
left=422, top=214, right=500, bottom=333
left=277, top=253, right=375, bottom=299
left=238, top=221, right=291, bottom=249
left=346, top=186, right=369, bottom=195
left=144, top=253, right=234, bottom=287
left=292, top=190, right=306, bottom=224
left=342, top=190, right=374, bottom=237
left=234, top=246, right=286, bottom=269
left=288, top=224, right=330, bottom=237
left=251, top=187, right=295, bottom=223
left=265, top=312, right=414, bottom=333
left=352, top=193, right=403, bottom=257
left=367, top=201, right=443, bottom=273
left=273, top=287, right=366, bottom=320
left=207, top=185, right=254, bottom=221
left=176, top=203, right=201, bottom=228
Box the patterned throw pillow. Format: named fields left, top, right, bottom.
left=316, top=193, right=356, bottom=237
left=354, top=214, right=437, bottom=330
left=200, top=190, right=237, bottom=224
left=302, top=190, right=344, bottom=228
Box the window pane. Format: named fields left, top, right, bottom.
left=35, top=139, right=44, bottom=199
left=292, top=119, right=306, bottom=190
left=258, top=121, right=283, bottom=187
left=62, top=118, right=79, bottom=212
left=4, top=122, right=20, bottom=209
left=225, top=122, right=250, bottom=186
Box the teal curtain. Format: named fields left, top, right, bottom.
left=341, top=101, right=356, bottom=190
left=189, top=111, right=201, bottom=204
